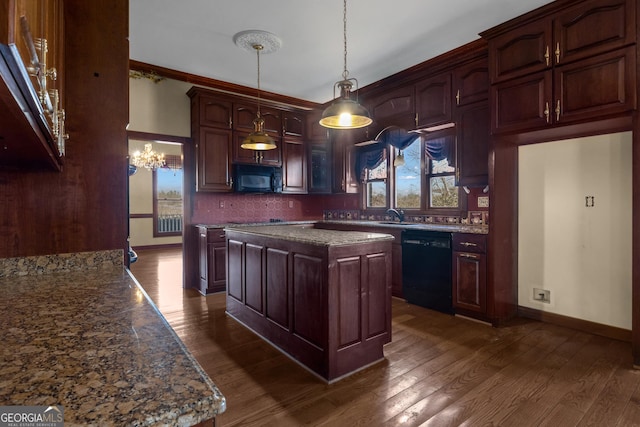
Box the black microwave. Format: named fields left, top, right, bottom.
left=233, top=164, right=282, bottom=193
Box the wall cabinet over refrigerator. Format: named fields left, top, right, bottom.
left=483, top=0, right=636, bottom=134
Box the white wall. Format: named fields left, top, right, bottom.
left=518, top=132, right=632, bottom=329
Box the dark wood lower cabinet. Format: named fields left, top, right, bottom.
left=224, top=228, right=392, bottom=382
left=452, top=233, right=487, bottom=320
left=198, top=226, right=226, bottom=295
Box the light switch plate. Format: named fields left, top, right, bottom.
left=478, top=196, right=489, bottom=208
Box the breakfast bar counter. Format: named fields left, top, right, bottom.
left=0, top=251, right=225, bottom=426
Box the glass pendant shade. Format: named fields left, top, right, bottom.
left=393, top=150, right=405, bottom=167
left=241, top=116, right=277, bottom=150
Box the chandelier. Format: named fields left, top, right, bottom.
left=131, top=143, right=165, bottom=170
left=319, top=0, right=372, bottom=129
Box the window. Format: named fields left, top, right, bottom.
left=426, top=135, right=458, bottom=209
left=153, top=154, right=183, bottom=236
left=365, top=155, right=387, bottom=208
left=362, top=128, right=462, bottom=214
left=394, top=139, right=421, bottom=209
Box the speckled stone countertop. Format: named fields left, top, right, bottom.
left=321, top=220, right=489, bottom=234
left=198, top=220, right=488, bottom=235
left=225, top=224, right=395, bottom=247
left=0, top=265, right=226, bottom=426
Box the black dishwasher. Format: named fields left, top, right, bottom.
left=402, top=230, right=453, bottom=314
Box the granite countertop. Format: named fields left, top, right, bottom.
left=0, top=267, right=226, bottom=426
left=321, top=220, right=489, bottom=234
left=198, top=220, right=488, bottom=235
left=224, top=224, right=395, bottom=247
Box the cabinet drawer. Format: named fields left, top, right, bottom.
left=452, top=233, right=487, bottom=253
left=207, top=228, right=226, bottom=242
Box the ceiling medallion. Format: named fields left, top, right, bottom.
left=233, top=30, right=282, bottom=54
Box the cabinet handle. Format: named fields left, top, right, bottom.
left=219, top=234, right=225, bottom=239
left=555, top=42, right=560, bottom=64
left=460, top=253, right=480, bottom=259
left=227, top=178, right=233, bottom=187
left=460, top=242, right=478, bottom=247
left=456, top=89, right=460, bottom=105
left=544, top=45, right=550, bottom=66
left=555, top=100, right=561, bottom=122
left=544, top=102, right=550, bottom=123
left=229, top=117, right=232, bottom=128
left=414, top=113, right=418, bottom=127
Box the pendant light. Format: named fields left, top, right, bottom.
left=233, top=30, right=282, bottom=151
left=319, top=0, right=372, bottom=130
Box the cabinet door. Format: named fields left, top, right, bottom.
left=234, top=104, right=282, bottom=133
left=554, top=0, right=634, bottom=66
left=453, top=251, right=487, bottom=314
left=488, top=18, right=552, bottom=83
left=307, top=112, right=329, bottom=140
left=198, top=228, right=209, bottom=294
left=209, top=243, right=227, bottom=293
left=453, top=58, right=489, bottom=107
left=308, top=140, right=332, bottom=194
left=331, top=131, right=359, bottom=194
left=197, top=127, right=233, bottom=192
left=282, top=138, right=307, bottom=194
left=232, top=131, right=282, bottom=166
left=491, top=71, right=553, bottom=134
left=456, top=101, right=489, bottom=187
left=554, top=46, right=636, bottom=124
left=415, top=73, right=452, bottom=128
left=368, top=86, right=415, bottom=135
left=199, top=96, right=232, bottom=129
left=283, top=111, right=305, bottom=137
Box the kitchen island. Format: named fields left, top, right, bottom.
left=0, top=250, right=225, bottom=426
left=224, top=224, right=394, bottom=383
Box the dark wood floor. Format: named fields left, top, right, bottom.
left=130, top=247, right=640, bottom=426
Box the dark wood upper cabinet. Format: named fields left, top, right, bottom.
left=234, top=104, right=282, bottom=133
left=415, top=73, right=452, bottom=128
left=456, top=102, right=490, bottom=187
left=331, top=130, right=359, bottom=194
left=368, top=85, right=416, bottom=136
left=232, top=131, right=282, bottom=167
left=487, top=19, right=552, bottom=84
left=453, top=58, right=490, bottom=107
left=199, top=96, right=233, bottom=129
left=483, top=0, right=636, bottom=134
left=282, top=137, right=307, bottom=194
left=307, top=140, right=331, bottom=194
left=554, top=0, right=635, bottom=65
left=283, top=111, right=305, bottom=137
left=307, top=111, right=329, bottom=140
left=196, top=127, right=233, bottom=192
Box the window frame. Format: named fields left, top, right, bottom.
left=361, top=127, right=466, bottom=217
left=152, top=155, right=183, bottom=238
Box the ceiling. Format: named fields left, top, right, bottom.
left=129, top=0, right=552, bottom=104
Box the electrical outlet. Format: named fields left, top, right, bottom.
left=478, top=196, right=489, bottom=208
left=219, top=201, right=224, bottom=208
left=533, top=288, right=550, bottom=303
left=289, top=201, right=294, bottom=208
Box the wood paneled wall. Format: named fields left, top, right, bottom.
left=0, top=1, right=129, bottom=258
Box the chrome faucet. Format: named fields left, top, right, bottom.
left=387, top=208, right=405, bottom=223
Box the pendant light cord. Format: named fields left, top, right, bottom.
left=342, top=0, right=349, bottom=80
left=255, top=44, right=263, bottom=117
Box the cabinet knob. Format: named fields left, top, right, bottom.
left=544, top=102, right=550, bottom=123
left=544, top=45, right=550, bottom=67
left=555, top=42, right=561, bottom=64
left=456, top=89, right=460, bottom=106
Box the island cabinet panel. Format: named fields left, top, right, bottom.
left=292, top=254, right=326, bottom=348
left=227, top=239, right=244, bottom=301
left=245, top=243, right=265, bottom=314
left=335, top=256, right=362, bottom=348
left=225, top=226, right=392, bottom=382
left=265, top=248, right=289, bottom=329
